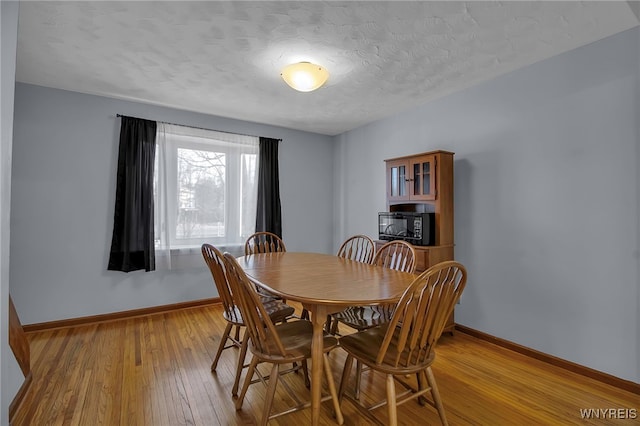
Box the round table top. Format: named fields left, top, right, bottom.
left=235, top=252, right=416, bottom=307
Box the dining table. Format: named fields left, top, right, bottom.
left=235, top=251, right=417, bottom=426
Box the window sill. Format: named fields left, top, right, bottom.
left=155, top=244, right=244, bottom=270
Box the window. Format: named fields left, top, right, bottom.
left=154, top=123, right=258, bottom=269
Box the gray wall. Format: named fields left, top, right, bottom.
left=334, top=27, right=639, bottom=383
left=1, top=2, right=22, bottom=425
left=10, top=84, right=334, bottom=325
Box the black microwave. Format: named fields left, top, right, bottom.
left=378, top=212, right=435, bottom=246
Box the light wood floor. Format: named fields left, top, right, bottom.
left=13, top=303, right=638, bottom=425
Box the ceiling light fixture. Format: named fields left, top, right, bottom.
left=280, top=62, right=329, bottom=92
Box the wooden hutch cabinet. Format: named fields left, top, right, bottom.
left=379, top=150, right=456, bottom=333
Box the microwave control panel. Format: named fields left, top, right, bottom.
left=413, top=218, right=422, bottom=239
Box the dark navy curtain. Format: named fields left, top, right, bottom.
left=108, top=116, right=157, bottom=272
left=255, top=137, right=282, bottom=237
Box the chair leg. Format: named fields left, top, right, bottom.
left=354, top=361, right=363, bottom=400
left=425, top=366, right=448, bottom=426
left=324, top=315, right=333, bottom=333
left=417, top=371, right=427, bottom=406
left=232, top=330, right=249, bottom=396
left=330, top=317, right=339, bottom=335
left=302, top=359, right=310, bottom=389
left=211, top=322, right=233, bottom=372
left=323, top=353, right=344, bottom=425
left=260, top=363, right=280, bottom=426
left=235, top=356, right=259, bottom=410
left=338, top=354, right=354, bottom=403
left=386, top=374, right=398, bottom=426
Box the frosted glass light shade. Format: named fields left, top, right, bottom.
left=280, top=62, right=329, bottom=92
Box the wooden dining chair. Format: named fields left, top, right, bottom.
left=201, top=244, right=295, bottom=396
left=338, top=261, right=467, bottom=426
left=330, top=240, right=417, bottom=399
left=323, top=234, right=377, bottom=331
left=222, top=252, right=343, bottom=426
left=337, top=234, right=376, bottom=263
left=244, top=231, right=286, bottom=255
left=372, top=239, right=416, bottom=273
left=330, top=240, right=416, bottom=334
left=243, top=231, right=291, bottom=302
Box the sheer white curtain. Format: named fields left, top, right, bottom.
left=155, top=123, right=259, bottom=270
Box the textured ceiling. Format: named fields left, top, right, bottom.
left=16, top=1, right=640, bottom=136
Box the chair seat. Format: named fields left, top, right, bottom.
left=255, top=285, right=283, bottom=300
left=331, top=304, right=395, bottom=331
left=339, top=324, right=436, bottom=375
left=223, top=297, right=295, bottom=325
left=253, top=320, right=339, bottom=363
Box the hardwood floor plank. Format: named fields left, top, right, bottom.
left=13, top=303, right=638, bottom=426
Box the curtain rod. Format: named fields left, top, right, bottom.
left=116, top=114, right=281, bottom=141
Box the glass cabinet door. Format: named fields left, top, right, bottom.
left=410, top=155, right=436, bottom=200
left=387, top=160, right=409, bottom=201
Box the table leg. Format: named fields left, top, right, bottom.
left=310, top=304, right=326, bottom=426
left=309, top=304, right=344, bottom=425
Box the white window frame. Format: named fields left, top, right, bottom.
left=154, top=123, right=258, bottom=269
